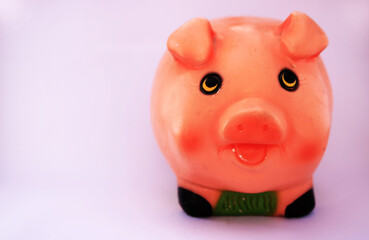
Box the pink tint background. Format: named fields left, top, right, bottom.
left=0, top=0, right=368, bottom=239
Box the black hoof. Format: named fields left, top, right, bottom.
left=178, top=187, right=213, bottom=217
left=285, top=188, right=315, bottom=218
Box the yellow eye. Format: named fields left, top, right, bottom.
left=279, top=69, right=299, bottom=91
left=200, top=73, right=222, bottom=95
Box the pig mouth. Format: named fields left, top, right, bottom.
left=231, top=144, right=268, bottom=165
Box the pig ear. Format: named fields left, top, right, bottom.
left=280, top=12, right=328, bottom=59
left=167, top=18, right=214, bottom=68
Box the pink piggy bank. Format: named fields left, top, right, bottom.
left=151, top=12, right=332, bottom=218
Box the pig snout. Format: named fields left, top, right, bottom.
left=220, top=99, right=287, bottom=145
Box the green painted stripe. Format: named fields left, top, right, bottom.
left=214, top=191, right=277, bottom=216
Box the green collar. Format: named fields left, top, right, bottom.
left=214, top=190, right=277, bottom=216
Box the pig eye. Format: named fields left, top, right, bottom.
left=200, top=73, right=222, bottom=95
left=279, top=69, right=299, bottom=91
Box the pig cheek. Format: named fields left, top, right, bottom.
left=293, top=126, right=328, bottom=165
left=175, top=126, right=203, bottom=156
left=294, top=114, right=330, bottom=163
left=298, top=141, right=325, bottom=163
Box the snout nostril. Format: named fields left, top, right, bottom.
left=237, top=124, right=244, bottom=132
left=236, top=123, right=269, bottom=133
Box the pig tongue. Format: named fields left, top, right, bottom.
left=232, top=144, right=267, bottom=165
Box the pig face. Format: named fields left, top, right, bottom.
left=151, top=12, right=332, bottom=194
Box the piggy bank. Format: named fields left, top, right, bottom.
left=151, top=12, right=332, bottom=218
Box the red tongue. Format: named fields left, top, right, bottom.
left=232, top=144, right=267, bottom=165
